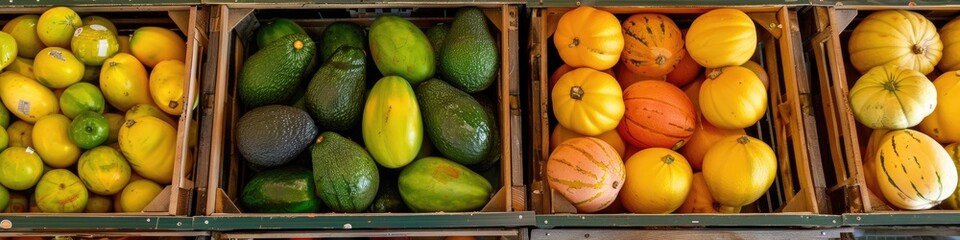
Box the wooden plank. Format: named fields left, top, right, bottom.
left=206, top=4, right=234, bottom=216
left=195, top=4, right=225, bottom=217
left=504, top=4, right=525, bottom=212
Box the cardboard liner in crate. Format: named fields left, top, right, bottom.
left=0, top=5, right=206, bottom=217
left=529, top=6, right=831, bottom=216
left=198, top=3, right=523, bottom=217
left=809, top=5, right=960, bottom=214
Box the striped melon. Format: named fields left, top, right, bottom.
left=875, top=129, right=958, bottom=210
left=862, top=129, right=892, bottom=204
left=546, top=137, right=626, bottom=213
left=939, top=143, right=960, bottom=209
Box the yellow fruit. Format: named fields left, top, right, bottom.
left=81, top=16, right=117, bottom=35
left=149, top=60, right=187, bottom=115
left=2, top=15, right=46, bottom=58
left=71, top=24, right=119, bottom=66
left=125, top=103, right=176, bottom=127
left=6, top=121, right=32, bottom=148
left=32, top=114, right=81, bottom=168
left=117, top=35, right=130, bottom=54
left=4, top=57, right=35, bottom=80
left=0, top=32, right=16, bottom=71
left=118, top=179, right=162, bottom=212
left=33, top=47, right=84, bottom=88
left=129, top=27, right=185, bottom=68
left=36, top=7, right=81, bottom=48
left=77, top=146, right=130, bottom=195
left=119, top=116, right=176, bottom=184
left=104, top=112, right=123, bottom=143
left=100, top=53, right=152, bottom=111
left=0, top=71, right=59, bottom=123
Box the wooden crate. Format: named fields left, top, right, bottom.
left=809, top=5, right=960, bottom=214
left=528, top=5, right=832, bottom=215
left=0, top=5, right=207, bottom=216
left=197, top=3, right=523, bottom=216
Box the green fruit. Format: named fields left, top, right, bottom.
left=236, top=105, right=317, bottom=167
left=256, top=18, right=307, bottom=50
left=35, top=169, right=89, bottom=213
left=0, top=127, right=7, bottom=152
left=368, top=169, right=408, bottom=213
left=311, top=132, right=379, bottom=213
left=362, top=76, right=422, bottom=169
left=369, top=15, right=434, bottom=85
left=238, top=33, right=316, bottom=108
left=77, top=146, right=130, bottom=195
left=60, top=82, right=106, bottom=119
left=425, top=23, right=449, bottom=73
left=469, top=93, right=501, bottom=172
left=0, top=147, right=43, bottom=190
left=305, top=46, right=366, bottom=131
left=2, top=15, right=45, bottom=58
left=318, top=22, right=366, bottom=62
left=417, top=79, right=493, bottom=165
left=70, top=24, right=119, bottom=66
left=0, top=31, right=16, bottom=71
left=0, top=184, right=8, bottom=212
left=241, top=166, right=322, bottom=213
left=68, top=111, right=109, bottom=149
left=0, top=99, right=9, bottom=128
left=440, top=7, right=499, bottom=93
left=398, top=157, right=492, bottom=212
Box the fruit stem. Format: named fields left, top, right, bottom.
left=707, top=68, right=722, bottom=80
left=737, top=136, right=750, bottom=144
left=124, top=120, right=136, bottom=127
left=913, top=44, right=925, bottom=54
left=662, top=155, right=675, bottom=164
left=656, top=55, right=667, bottom=65
left=570, top=86, right=585, bottom=100
left=719, top=205, right=742, bottom=213
left=315, top=135, right=325, bottom=144
left=568, top=37, right=580, bottom=49
left=882, top=79, right=898, bottom=92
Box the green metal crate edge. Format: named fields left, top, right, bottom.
left=536, top=214, right=843, bottom=228
left=194, top=211, right=537, bottom=231
left=525, top=0, right=805, bottom=8
left=0, top=216, right=194, bottom=231
left=0, top=0, right=199, bottom=7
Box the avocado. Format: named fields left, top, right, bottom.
left=469, top=93, right=501, bottom=172
left=368, top=168, right=408, bottom=213
left=236, top=105, right=318, bottom=167
left=440, top=7, right=499, bottom=93
left=310, top=131, right=379, bottom=213
left=238, top=33, right=316, bottom=108
left=240, top=166, right=322, bottom=213
left=255, top=18, right=307, bottom=50
left=305, top=46, right=366, bottom=132
left=416, top=78, right=493, bottom=165
left=318, top=22, right=367, bottom=62
left=425, top=23, right=449, bottom=74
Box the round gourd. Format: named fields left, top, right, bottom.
left=550, top=124, right=625, bottom=158
left=940, top=143, right=960, bottom=210
left=552, top=68, right=624, bottom=136
left=681, top=116, right=745, bottom=171
left=849, top=10, right=942, bottom=74
left=617, top=80, right=696, bottom=150
left=875, top=129, right=957, bottom=210
left=702, top=135, right=777, bottom=213
left=676, top=172, right=719, bottom=213
left=548, top=64, right=614, bottom=90
left=620, top=148, right=692, bottom=214
left=666, top=48, right=702, bottom=87
left=918, top=71, right=960, bottom=143
left=940, top=17, right=960, bottom=72
left=553, top=6, right=623, bottom=70
left=699, top=66, right=767, bottom=129
left=620, top=13, right=684, bottom=78
left=849, top=64, right=936, bottom=129
left=685, top=9, right=757, bottom=68
left=546, top=137, right=625, bottom=213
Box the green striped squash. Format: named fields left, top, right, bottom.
left=875, top=129, right=958, bottom=210
left=546, top=137, right=625, bottom=213
left=939, top=143, right=960, bottom=209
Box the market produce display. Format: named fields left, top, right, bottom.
left=234, top=7, right=503, bottom=213
left=545, top=7, right=778, bottom=214
left=846, top=10, right=960, bottom=211
left=0, top=6, right=192, bottom=213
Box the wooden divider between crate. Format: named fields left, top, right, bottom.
left=529, top=6, right=828, bottom=214
left=0, top=5, right=205, bottom=216
left=202, top=4, right=523, bottom=215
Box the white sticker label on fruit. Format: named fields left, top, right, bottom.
left=74, top=27, right=83, bottom=37
left=98, top=40, right=108, bottom=57
left=17, top=100, right=29, bottom=115
left=49, top=49, right=65, bottom=62
left=91, top=24, right=107, bottom=31
left=25, top=147, right=34, bottom=154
